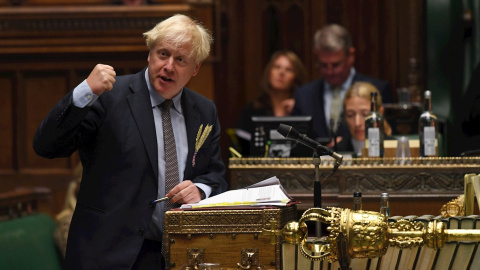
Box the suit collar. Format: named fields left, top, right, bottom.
left=323, top=67, right=356, bottom=93
left=145, top=67, right=183, bottom=114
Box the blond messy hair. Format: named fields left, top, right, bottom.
left=344, top=82, right=383, bottom=108
left=143, top=14, right=213, bottom=64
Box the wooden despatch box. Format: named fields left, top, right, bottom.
left=164, top=205, right=297, bottom=270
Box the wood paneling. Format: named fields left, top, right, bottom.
left=0, top=5, right=192, bottom=54
left=0, top=0, right=110, bottom=6
left=321, top=0, right=424, bottom=100
left=0, top=75, right=14, bottom=171
left=241, top=0, right=325, bottom=102
left=23, top=71, right=69, bottom=169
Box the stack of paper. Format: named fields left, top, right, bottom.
left=180, top=176, right=292, bottom=209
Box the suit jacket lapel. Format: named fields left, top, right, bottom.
left=127, top=69, right=159, bottom=180
left=181, top=89, right=200, bottom=179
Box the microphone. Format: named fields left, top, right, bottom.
left=277, top=124, right=343, bottom=172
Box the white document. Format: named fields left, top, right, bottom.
left=180, top=176, right=292, bottom=209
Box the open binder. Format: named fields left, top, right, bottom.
left=180, top=176, right=293, bottom=209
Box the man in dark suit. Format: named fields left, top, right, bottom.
left=33, top=14, right=227, bottom=269
left=292, top=24, right=393, bottom=144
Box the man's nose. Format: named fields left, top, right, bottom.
left=163, top=57, right=175, bottom=71
left=326, top=66, right=334, bottom=75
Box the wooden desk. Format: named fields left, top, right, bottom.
left=229, top=157, right=480, bottom=216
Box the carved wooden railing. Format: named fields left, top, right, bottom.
left=229, top=157, right=480, bottom=215
left=0, top=4, right=193, bottom=54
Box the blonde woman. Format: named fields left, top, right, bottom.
left=337, top=82, right=392, bottom=156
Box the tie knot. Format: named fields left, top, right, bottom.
left=163, top=99, right=173, bottom=110
left=333, top=87, right=340, bottom=95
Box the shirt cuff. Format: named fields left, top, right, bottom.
left=194, top=183, right=212, bottom=199
left=72, top=80, right=99, bottom=108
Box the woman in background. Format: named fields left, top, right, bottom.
left=338, top=81, right=392, bottom=156
left=235, top=50, right=307, bottom=155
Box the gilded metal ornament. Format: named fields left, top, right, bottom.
left=262, top=207, right=480, bottom=262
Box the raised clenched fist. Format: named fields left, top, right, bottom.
left=86, top=64, right=116, bottom=96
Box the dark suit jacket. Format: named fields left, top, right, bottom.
left=291, top=72, right=394, bottom=140
left=33, top=68, right=227, bottom=269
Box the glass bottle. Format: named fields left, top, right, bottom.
left=380, top=192, right=390, bottom=217
left=365, top=92, right=384, bottom=157
left=419, top=90, right=438, bottom=157
left=353, top=192, right=362, bottom=211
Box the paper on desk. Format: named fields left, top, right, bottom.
left=180, top=176, right=292, bottom=209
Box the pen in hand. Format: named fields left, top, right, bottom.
left=151, top=196, right=169, bottom=204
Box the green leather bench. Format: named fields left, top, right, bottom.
left=0, top=213, right=61, bottom=270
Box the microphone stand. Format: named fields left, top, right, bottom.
left=330, top=118, right=337, bottom=152
left=276, top=124, right=343, bottom=237
left=313, top=150, right=322, bottom=237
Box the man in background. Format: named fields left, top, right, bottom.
left=292, top=24, right=394, bottom=145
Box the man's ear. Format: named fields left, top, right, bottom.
left=192, top=62, right=202, bottom=76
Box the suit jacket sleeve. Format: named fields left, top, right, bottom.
left=33, top=91, right=97, bottom=159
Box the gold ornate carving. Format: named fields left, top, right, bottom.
left=387, top=219, right=424, bottom=248
left=187, top=248, right=204, bottom=268
left=165, top=206, right=296, bottom=269
left=262, top=207, right=480, bottom=263
left=165, top=207, right=296, bottom=234
left=238, top=248, right=263, bottom=270
left=440, top=195, right=465, bottom=217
